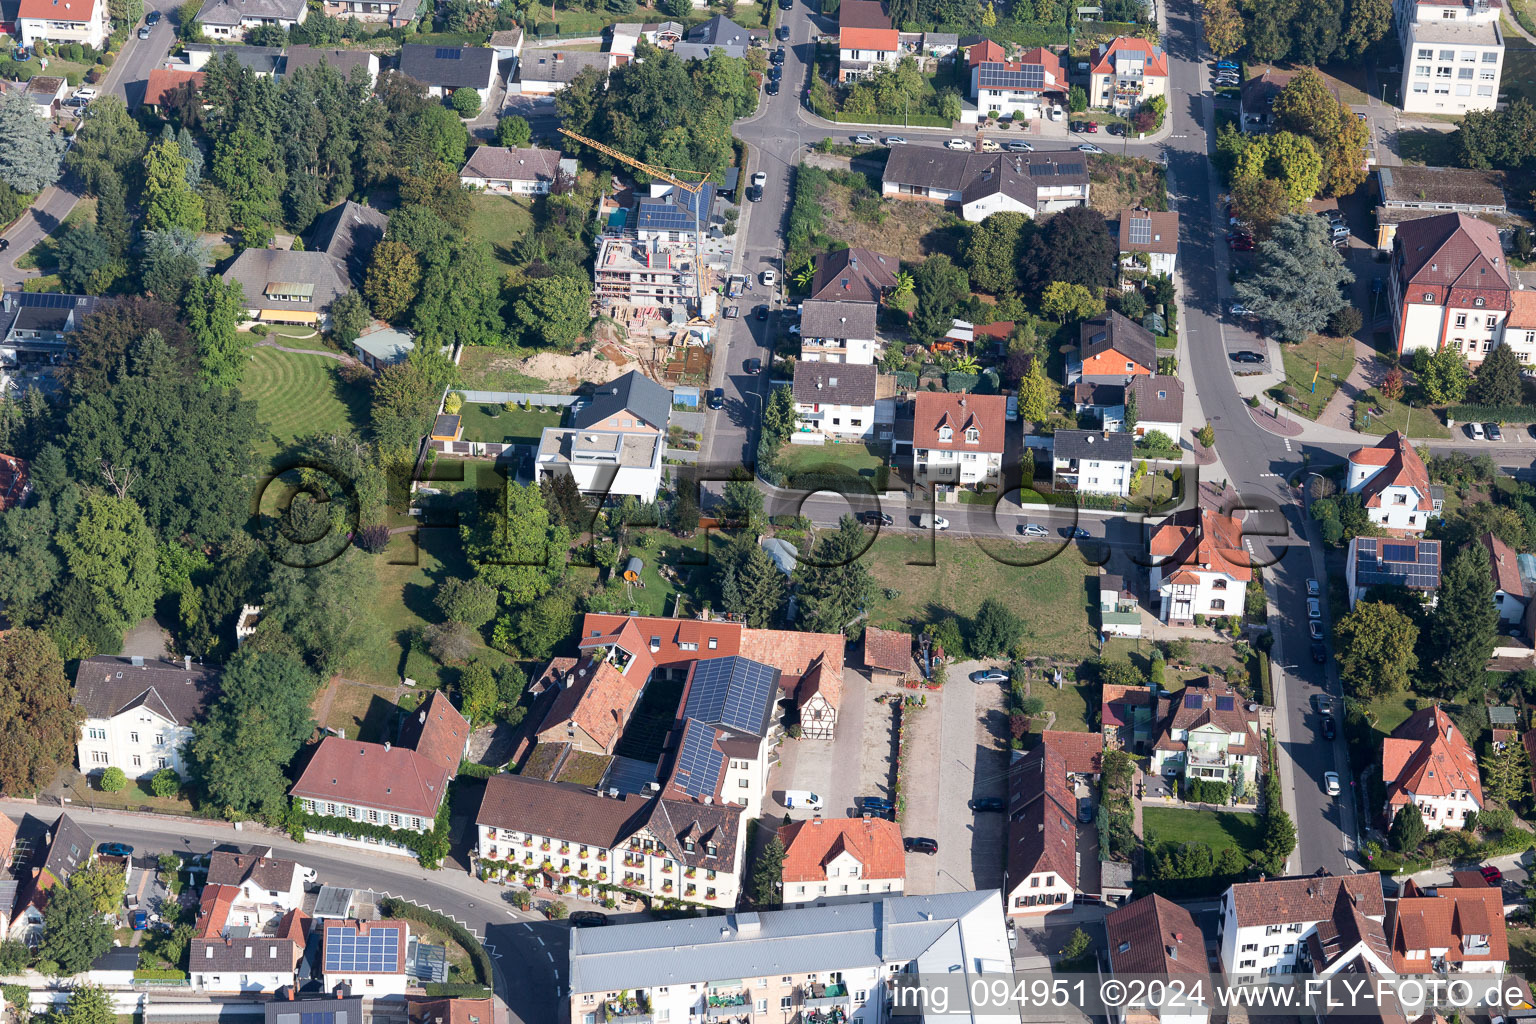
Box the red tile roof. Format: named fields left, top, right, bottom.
left=1007, top=734, right=1080, bottom=890
left=968, top=39, right=1005, bottom=64
left=1390, top=885, right=1507, bottom=971
left=142, top=68, right=204, bottom=108
left=17, top=0, right=97, bottom=23
left=1509, top=290, right=1536, bottom=329
left=912, top=392, right=1007, bottom=454
left=740, top=626, right=844, bottom=711
left=1106, top=894, right=1206, bottom=975
left=0, top=814, right=15, bottom=871
left=1090, top=36, right=1168, bottom=78
left=580, top=614, right=743, bottom=664
left=535, top=654, right=649, bottom=752
left=779, top=816, right=905, bottom=883
left=1038, top=730, right=1103, bottom=776
left=862, top=626, right=912, bottom=673
left=407, top=997, right=494, bottom=1024
left=1226, top=872, right=1386, bottom=928
left=1395, top=213, right=1510, bottom=310
left=195, top=884, right=239, bottom=938
left=1150, top=506, right=1253, bottom=582
left=1480, top=532, right=1524, bottom=597
left=0, top=453, right=29, bottom=513
left=839, top=26, right=898, bottom=50
left=1348, top=432, right=1435, bottom=511
left=1383, top=705, right=1483, bottom=813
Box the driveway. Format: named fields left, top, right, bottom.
left=765, top=667, right=883, bottom=821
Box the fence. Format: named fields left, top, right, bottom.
left=454, top=390, right=580, bottom=408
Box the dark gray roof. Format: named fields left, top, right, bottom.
left=195, top=0, right=305, bottom=26
left=282, top=46, right=377, bottom=79
left=1079, top=311, right=1157, bottom=373
left=799, top=299, right=877, bottom=340
left=1053, top=429, right=1134, bottom=463
left=193, top=935, right=301, bottom=972
left=517, top=50, right=610, bottom=85
left=72, top=656, right=219, bottom=727
left=460, top=146, right=561, bottom=186
left=207, top=847, right=300, bottom=891
left=883, top=148, right=1088, bottom=209
left=1072, top=381, right=1123, bottom=407
left=265, top=996, right=366, bottom=1024
left=792, top=361, right=878, bottom=407
left=1376, top=165, right=1507, bottom=210
left=687, top=13, right=749, bottom=44
left=397, top=44, right=496, bottom=89
left=221, top=249, right=351, bottom=313
left=40, top=814, right=95, bottom=885
left=1129, top=374, right=1183, bottom=424
left=674, top=41, right=746, bottom=60
left=91, top=946, right=140, bottom=972
left=305, top=200, right=387, bottom=286
left=571, top=370, right=672, bottom=431
left=185, top=43, right=286, bottom=75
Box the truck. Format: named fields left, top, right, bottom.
left=726, top=274, right=746, bottom=298
left=783, top=790, right=824, bottom=810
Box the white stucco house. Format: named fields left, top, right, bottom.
left=73, top=656, right=217, bottom=781
left=1383, top=705, right=1483, bottom=831
left=535, top=428, right=665, bottom=501
left=778, top=817, right=905, bottom=905
left=1149, top=506, right=1252, bottom=625
left=1344, top=431, right=1442, bottom=532
left=1218, top=873, right=1388, bottom=982
left=18, top=0, right=108, bottom=50
left=911, top=392, right=1007, bottom=486
left=791, top=362, right=878, bottom=442
left=1146, top=677, right=1263, bottom=790
left=1051, top=429, right=1134, bottom=497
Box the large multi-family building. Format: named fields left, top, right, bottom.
left=778, top=816, right=906, bottom=905
left=1388, top=213, right=1512, bottom=363
left=1383, top=705, right=1483, bottom=831
left=594, top=183, right=716, bottom=312
left=1218, top=872, right=1388, bottom=982
left=911, top=392, right=1006, bottom=487
left=1396, top=0, right=1503, bottom=114
left=289, top=691, right=470, bottom=855
left=1149, top=505, right=1253, bottom=625
left=1004, top=731, right=1100, bottom=919
left=17, top=0, right=108, bottom=49
left=566, top=891, right=1014, bottom=1024
left=1390, top=874, right=1508, bottom=974
left=1088, top=37, right=1169, bottom=115
left=1344, top=431, right=1442, bottom=533
left=73, top=655, right=217, bottom=781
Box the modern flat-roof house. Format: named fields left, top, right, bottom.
left=1382, top=705, right=1482, bottom=831
left=798, top=299, right=879, bottom=364
left=807, top=247, right=899, bottom=304
left=1372, top=166, right=1506, bottom=250
left=1390, top=874, right=1508, bottom=974
left=398, top=44, right=498, bottom=101
left=1106, top=895, right=1209, bottom=1024
left=221, top=249, right=353, bottom=329
left=778, top=816, right=905, bottom=904
left=967, top=40, right=1064, bottom=122
left=1089, top=36, right=1169, bottom=115
left=1346, top=537, right=1443, bottom=608
left=1070, top=311, right=1156, bottom=384
left=1217, top=872, right=1387, bottom=982
left=73, top=655, right=218, bottom=781
left=351, top=324, right=415, bottom=371
left=1118, top=208, right=1179, bottom=278
left=194, top=0, right=306, bottom=40
left=911, top=392, right=1006, bottom=487
left=882, top=147, right=1090, bottom=222
left=459, top=146, right=566, bottom=195
left=283, top=46, right=381, bottom=84
left=1051, top=429, right=1134, bottom=497
left=1388, top=212, right=1511, bottom=363
left=534, top=428, right=665, bottom=501
left=510, top=50, right=612, bottom=96
left=17, top=0, right=107, bottom=49
left=791, top=361, right=878, bottom=442
left=1147, top=676, right=1263, bottom=791
left=474, top=773, right=746, bottom=909
left=1, top=291, right=99, bottom=368
left=566, top=891, right=1014, bottom=1024
left=1396, top=0, right=1503, bottom=114
left=1148, top=505, right=1252, bottom=625
left=289, top=691, right=470, bottom=855
left=1345, top=431, right=1442, bottom=533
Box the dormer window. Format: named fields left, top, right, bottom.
left=684, top=839, right=695, bottom=852
left=964, top=427, right=979, bottom=443
left=706, top=842, right=717, bottom=857
left=1424, top=292, right=1435, bottom=302
left=938, top=426, right=953, bottom=442
left=1474, top=297, right=1486, bottom=307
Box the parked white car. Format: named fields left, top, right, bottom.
left=945, top=138, right=973, bottom=151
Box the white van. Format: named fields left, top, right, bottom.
left=783, top=790, right=824, bottom=810
left=918, top=514, right=950, bottom=531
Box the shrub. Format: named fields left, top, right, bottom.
left=150, top=769, right=180, bottom=798
left=1328, top=306, right=1363, bottom=338
left=444, top=391, right=464, bottom=415
left=380, top=897, right=492, bottom=984
left=545, top=900, right=568, bottom=920
left=99, top=767, right=126, bottom=792
left=354, top=524, right=390, bottom=553
left=1193, top=613, right=1206, bottom=627
left=451, top=87, right=481, bottom=118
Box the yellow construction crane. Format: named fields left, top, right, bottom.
left=560, top=127, right=715, bottom=311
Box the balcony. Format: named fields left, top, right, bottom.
left=802, top=983, right=850, bottom=1009
left=602, top=997, right=653, bottom=1024
left=793, top=1011, right=849, bottom=1024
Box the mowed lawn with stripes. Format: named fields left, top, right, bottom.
left=242, top=346, right=371, bottom=460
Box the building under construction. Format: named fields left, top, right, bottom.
left=594, top=181, right=718, bottom=316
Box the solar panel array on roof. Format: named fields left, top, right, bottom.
left=12, top=292, right=84, bottom=309
left=977, top=63, right=1045, bottom=91
left=1382, top=542, right=1417, bottom=563
left=324, top=925, right=400, bottom=973
left=1183, top=693, right=1202, bottom=709
left=1216, top=696, right=1235, bottom=711
left=684, top=656, right=778, bottom=734
left=1128, top=217, right=1152, bottom=246
left=436, top=47, right=461, bottom=59
left=1358, top=539, right=1440, bottom=590
left=672, top=723, right=725, bottom=798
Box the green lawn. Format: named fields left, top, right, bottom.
left=1028, top=677, right=1095, bottom=732
left=458, top=345, right=553, bottom=393
left=863, top=535, right=1099, bottom=659
left=468, top=193, right=535, bottom=275
left=777, top=441, right=890, bottom=487
left=15, top=198, right=95, bottom=271
left=1352, top=392, right=1451, bottom=439
left=1504, top=40, right=1536, bottom=108
left=621, top=531, right=717, bottom=617
left=1277, top=335, right=1356, bottom=420
left=259, top=324, right=333, bottom=352
left=1143, top=806, right=1265, bottom=859
left=1364, top=692, right=1419, bottom=742
left=1397, top=129, right=1460, bottom=166
left=242, top=347, right=371, bottom=460
left=457, top=401, right=563, bottom=445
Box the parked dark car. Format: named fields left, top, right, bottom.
left=858, top=510, right=894, bottom=526
left=744, top=357, right=762, bottom=374
left=570, top=911, right=610, bottom=928
left=97, top=843, right=133, bottom=858
left=1311, top=642, right=1327, bottom=664
left=1230, top=351, right=1265, bottom=364
left=707, top=387, right=725, bottom=410
left=968, top=797, right=1005, bottom=812
left=903, top=837, right=939, bottom=855
left=1321, top=716, right=1336, bottom=740
left=766, top=80, right=779, bottom=96
left=861, top=796, right=894, bottom=816
left=776, top=23, right=789, bottom=39
left=772, top=47, right=786, bottom=64
left=755, top=304, right=769, bottom=321
left=746, top=184, right=763, bottom=202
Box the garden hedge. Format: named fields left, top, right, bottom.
left=380, top=897, right=493, bottom=987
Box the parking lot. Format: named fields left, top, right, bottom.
left=768, top=666, right=893, bottom=821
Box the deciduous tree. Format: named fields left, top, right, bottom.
left=910, top=254, right=970, bottom=343
left=1427, top=546, right=1498, bottom=697
left=510, top=273, right=590, bottom=351
left=1040, top=281, right=1104, bottom=323
left=1421, top=344, right=1472, bottom=405
left=60, top=495, right=159, bottom=633
left=40, top=882, right=111, bottom=974
left=328, top=289, right=370, bottom=346
left=64, top=96, right=147, bottom=195
left=183, top=276, right=248, bottom=388
left=1334, top=600, right=1419, bottom=699
left=189, top=649, right=317, bottom=818
left=364, top=240, right=422, bottom=322
left=495, top=115, right=532, bottom=148
left=1202, top=0, right=1245, bottom=56
left=962, top=211, right=1026, bottom=295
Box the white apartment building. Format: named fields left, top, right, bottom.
left=911, top=392, right=1007, bottom=487
left=1345, top=431, right=1441, bottom=533
left=1397, top=0, right=1503, bottom=114
left=18, top=0, right=109, bottom=50
left=1051, top=429, right=1134, bottom=497
left=791, top=362, right=879, bottom=442
left=73, top=656, right=217, bottom=781
left=1389, top=213, right=1513, bottom=364
left=1149, top=506, right=1253, bottom=625
left=320, top=920, right=410, bottom=997
left=1218, top=873, right=1387, bottom=982
left=475, top=774, right=746, bottom=909
left=534, top=427, right=665, bottom=502
left=567, top=891, right=1014, bottom=1024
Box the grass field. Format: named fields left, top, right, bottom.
left=258, top=324, right=334, bottom=352
left=242, top=347, right=371, bottom=459
left=457, top=402, right=562, bottom=445
left=863, top=535, right=1099, bottom=658
left=622, top=532, right=716, bottom=617
left=458, top=345, right=553, bottom=393
left=1143, top=806, right=1264, bottom=858
left=469, top=193, right=535, bottom=275
left=1397, top=129, right=1459, bottom=166
left=1029, top=678, right=1095, bottom=731
left=15, top=198, right=95, bottom=271
left=1277, top=335, right=1356, bottom=420
left=1352, top=392, right=1451, bottom=439
left=777, top=441, right=890, bottom=485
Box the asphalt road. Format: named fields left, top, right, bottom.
left=0, top=0, right=182, bottom=289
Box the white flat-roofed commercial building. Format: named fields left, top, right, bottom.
left=1396, top=0, right=1503, bottom=114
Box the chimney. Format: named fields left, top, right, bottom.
left=131, top=655, right=144, bottom=667
left=384, top=742, right=391, bottom=752
left=812, top=814, right=822, bottom=825
left=419, top=710, right=427, bottom=724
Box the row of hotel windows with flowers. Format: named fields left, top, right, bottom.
left=491, top=830, right=721, bottom=861
left=298, top=799, right=424, bottom=830
left=621, top=871, right=719, bottom=899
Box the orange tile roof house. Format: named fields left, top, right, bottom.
left=141, top=69, right=205, bottom=112
left=1148, top=506, right=1252, bottom=625
left=909, top=392, right=1007, bottom=487
left=1383, top=705, right=1483, bottom=831
left=1388, top=213, right=1512, bottom=363
left=534, top=645, right=654, bottom=755
left=1390, top=875, right=1507, bottom=974
left=1218, top=872, right=1388, bottom=980
left=1345, top=431, right=1442, bottom=534
left=861, top=626, right=912, bottom=682
left=836, top=0, right=896, bottom=81
left=1089, top=37, right=1168, bottom=115
left=290, top=690, right=470, bottom=852
left=1071, top=311, right=1156, bottom=384
left=1147, top=676, right=1263, bottom=792
left=778, top=816, right=905, bottom=904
